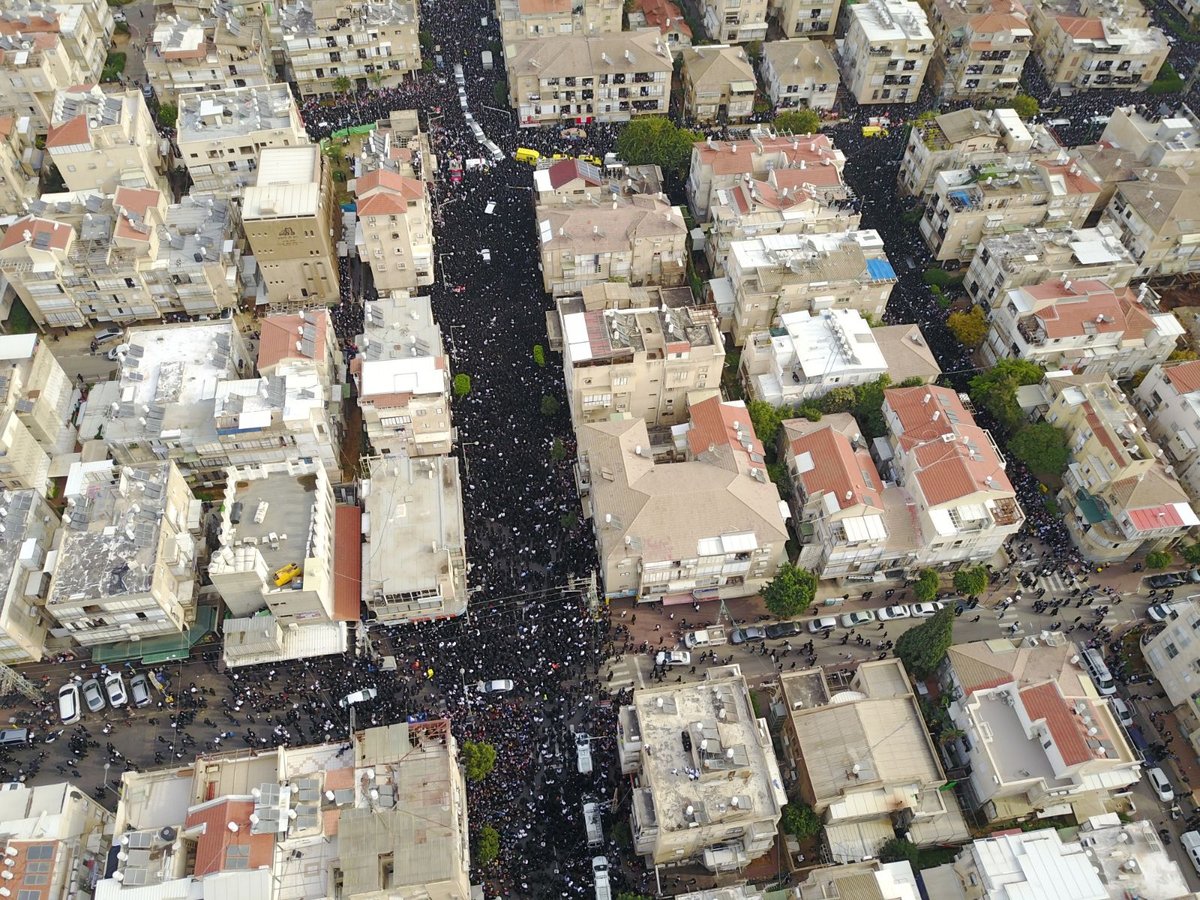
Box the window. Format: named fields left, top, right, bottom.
left=1166, top=642, right=1180, bottom=659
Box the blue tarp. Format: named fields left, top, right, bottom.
left=866, top=258, right=897, bottom=281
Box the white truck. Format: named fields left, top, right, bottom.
left=684, top=628, right=727, bottom=649
left=583, top=801, right=603, bottom=848
left=575, top=731, right=593, bottom=774
left=592, top=856, right=611, bottom=900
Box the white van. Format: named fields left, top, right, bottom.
left=1181, top=831, right=1200, bottom=875
left=575, top=731, right=593, bottom=775
left=1110, top=697, right=1133, bottom=728
left=1080, top=647, right=1116, bottom=695
left=1147, top=766, right=1175, bottom=803
left=683, top=629, right=727, bottom=649
left=583, top=801, right=603, bottom=848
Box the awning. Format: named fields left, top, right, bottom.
left=842, top=515, right=887, bottom=543
left=729, top=81, right=757, bottom=93
left=90, top=605, right=219, bottom=665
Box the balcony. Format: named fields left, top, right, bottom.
left=1016, top=316, right=1045, bottom=345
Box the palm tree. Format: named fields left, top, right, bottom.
left=332, top=75, right=352, bottom=94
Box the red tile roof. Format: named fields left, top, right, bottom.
left=184, top=799, right=274, bottom=877
left=257, top=312, right=329, bottom=371
left=1164, top=360, right=1200, bottom=395
left=1035, top=159, right=1101, bottom=194
left=1019, top=682, right=1091, bottom=766
left=694, top=135, right=839, bottom=176
left=0, top=216, right=72, bottom=252
left=333, top=505, right=362, bottom=623
left=789, top=426, right=881, bottom=511
left=546, top=158, right=604, bottom=190
left=687, top=396, right=764, bottom=460
left=45, top=114, right=89, bottom=150
left=356, top=168, right=425, bottom=202
left=1055, top=14, right=1105, bottom=39
left=113, top=186, right=161, bottom=242
left=636, top=0, right=693, bottom=37
left=1128, top=504, right=1190, bottom=532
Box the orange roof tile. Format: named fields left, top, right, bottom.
left=1056, top=14, right=1105, bottom=39
left=636, top=0, right=693, bottom=37
left=333, top=505, right=362, bottom=623
left=185, top=800, right=275, bottom=877
left=694, top=135, right=838, bottom=176
left=789, top=426, right=882, bottom=511
left=1019, top=683, right=1091, bottom=766
left=0, top=116, right=14, bottom=139
left=517, top=0, right=571, bottom=11
left=113, top=186, right=161, bottom=242
left=0, top=15, right=59, bottom=35
left=1035, top=159, right=1101, bottom=194
left=355, top=168, right=425, bottom=201
left=45, top=114, right=89, bottom=150
left=687, top=396, right=764, bottom=460
left=1164, top=359, right=1200, bottom=395
left=0, top=216, right=72, bottom=252
left=257, top=312, right=329, bottom=371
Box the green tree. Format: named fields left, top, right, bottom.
left=748, top=399, right=785, bottom=447
left=532, top=344, right=546, bottom=367
left=1146, top=550, right=1174, bottom=570
left=1181, top=543, right=1200, bottom=565
left=952, top=565, right=989, bottom=597
left=900, top=376, right=928, bottom=387
left=817, top=386, right=857, bottom=414
left=774, top=108, right=821, bottom=135
left=461, top=740, right=497, bottom=782
left=762, top=564, right=818, bottom=618
left=922, top=267, right=954, bottom=288
left=475, top=825, right=500, bottom=867
left=322, top=141, right=345, bottom=167
left=946, top=305, right=988, bottom=349
left=968, top=359, right=1045, bottom=435
left=1150, top=62, right=1184, bottom=95
left=850, top=375, right=892, bottom=440
left=1011, top=93, right=1040, bottom=118
left=879, top=837, right=920, bottom=867
left=157, top=103, right=178, bottom=128
left=896, top=607, right=954, bottom=678
left=781, top=802, right=822, bottom=838
left=453, top=373, right=472, bottom=397
left=614, top=117, right=702, bottom=186
left=540, top=394, right=561, bottom=416
left=550, top=438, right=567, bottom=461
left=332, top=75, right=352, bottom=94
left=1008, top=422, right=1070, bottom=480
left=913, top=568, right=940, bottom=603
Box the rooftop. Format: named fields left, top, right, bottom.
left=278, top=0, right=417, bottom=34
left=786, top=413, right=884, bottom=515
left=561, top=300, right=718, bottom=365
left=48, top=461, right=177, bottom=605
left=768, top=309, right=887, bottom=381
left=693, top=132, right=845, bottom=177
left=242, top=146, right=322, bottom=220
left=0, top=490, right=52, bottom=624
left=508, top=29, right=675, bottom=78
left=538, top=194, right=686, bottom=254
left=178, top=85, right=300, bottom=142
left=628, top=666, right=786, bottom=836
left=731, top=230, right=894, bottom=284
left=761, top=38, right=839, bottom=81
left=850, top=0, right=933, bottom=41
left=257, top=309, right=330, bottom=372
left=47, top=86, right=128, bottom=149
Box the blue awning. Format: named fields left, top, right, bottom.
left=866, top=258, right=896, bottom=281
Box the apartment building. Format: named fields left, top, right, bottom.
left=557, top=295, right=723, bottom=427
left=242, top=145, right=339, bottom=307
left=0, top=781, right=114, bottom=900
left=839, top=0, right=932, bottom=105
left=701, top=0, right=769, bottom=43
left=496, top=0, right=623, bottom=51
left=353, top=291, right=452, bottom=457
left=537, top=194, right=687, bottom=297
left=742, top=312, right=939, bottom=407
left=1143, top=598, right=1200, bottom=758
left=686, top=131, right=847, bottom=221
left=577, top=396, right=790, bottom=603
left=0, top=489, right=56, bottom=663
left=1028, top=0, right=1168, bottom=94
left=46, top=86, right=167, bottom=195
left=920, top=158, right=1099, bottom=263
left=898, top=107, right=1060, bottom=198
left=45, top=460, right=199, bottom=649
left=361, top=454, right=468, bottom=624
left=722, top=230, right=897, bottom=344
left=964, top=223, right=1136, bottom=309
left=1102, top=167, right=1200, bottom=279
left=927, top=0, right=1031, bottom=102
left=681, top=45, right=757, bottom=124
left=616, top=666, right=787, bottom=871
left=783, top=415, right=917, bottom=580
left=796, top=862, right=923, bottom=900
left=0, top=0, right=114, bottom=130
left=276, top=0, right=421, bottom=100
left=0, top=115, right=39, bottom=216
left=354, top=168, right=434, bottom=291
left=1134, top=360, right=1200, bottom=501
left=924, top=817, right=1191, bottom=899
left=102, top=722, right=471, bottom=900
left=940, top=635, right=1142, bottom=822
left=533, top=157, right=663, bottom=206
left=176, top=85, right=308, bottom=197
left=144, top=11, right=273, bottom=105
left=880, top=385, right=1024, bottom=569
left=1044, top=371, right=1198, bottom=563
left=983, top=278, right=1182, bottom=377
left=507, top=30, right=673, bottom=127
left=773, top=0, right=843, bottom=37
left=0, top=189, right=241, bottom=327
left=776, top=660, right=968, bottom=863
left=628, top=0, right=693, bottom=56
left=759, top=39, right=839, bottom=112
left=705, top=165, right=858, bottom=279
left=0, top=334, right=75, bottom=495
left=208, top=459, right=340, bottom=644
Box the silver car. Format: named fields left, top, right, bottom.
left=81, top=678, right=105, bottom=713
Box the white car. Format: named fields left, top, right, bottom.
left=1110, top=697, right=1134, bottom=728
left=340, top=687, right=378, bottom=708
left=1148, top=766, right=1175, bottom=803
left=877, top=605, right=911, bottom=621
left=909, top=602, right=946, bottom=618
left=655, top=650, right=690, bottom=666
left=476, top=680, right=514, bottom=694
left=103, top=673, right=127, bottom=708
left=58, top=684, right=80, bottom=725
left=840, top=610, right=876, bottom=628
left=808, top=616, right=838, bottom=633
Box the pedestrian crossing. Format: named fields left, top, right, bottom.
left=603, top=657, right=645, bottom=694
left=1028, top=571, right=1079, bottom=596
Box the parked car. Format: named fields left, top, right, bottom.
left=683, top=629, right=727, bottom=648
left=476, top=680, right=514, bottom=694
left=58, top=684, right=81, bottom=725
left=94, top=327, right=123, bottom=345
left=81, top=678, right=105, bottom=713
left=877, top=605, right=911, bottom=621
left=1148, top=573, right=1187, bottom=590
left=909, top=602, right=946, bottom=618
left=106, top=343, right=129, bottom=361
left=730, top=626, right=766, bottom=645
left=1148, top=766, right=1175, bottom=803
left=129, top=674, right=152, bottom=708
left=840, top=610, right=876, bottom=628
left=808, top=616, right=838, bottom=633
left=1110, top=697, right=1134, bottom=728
left=340, top=687, right=378, bottom=708
left=765, top=621, right=803, bottom=640
left=103, top=673, right=127, bottom=708
left=655, top=650, right=690, bottom=666
left=1148, top=602, right=1188, bottom=623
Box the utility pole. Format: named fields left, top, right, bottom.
left=0, top=663, right=42, bottom=703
